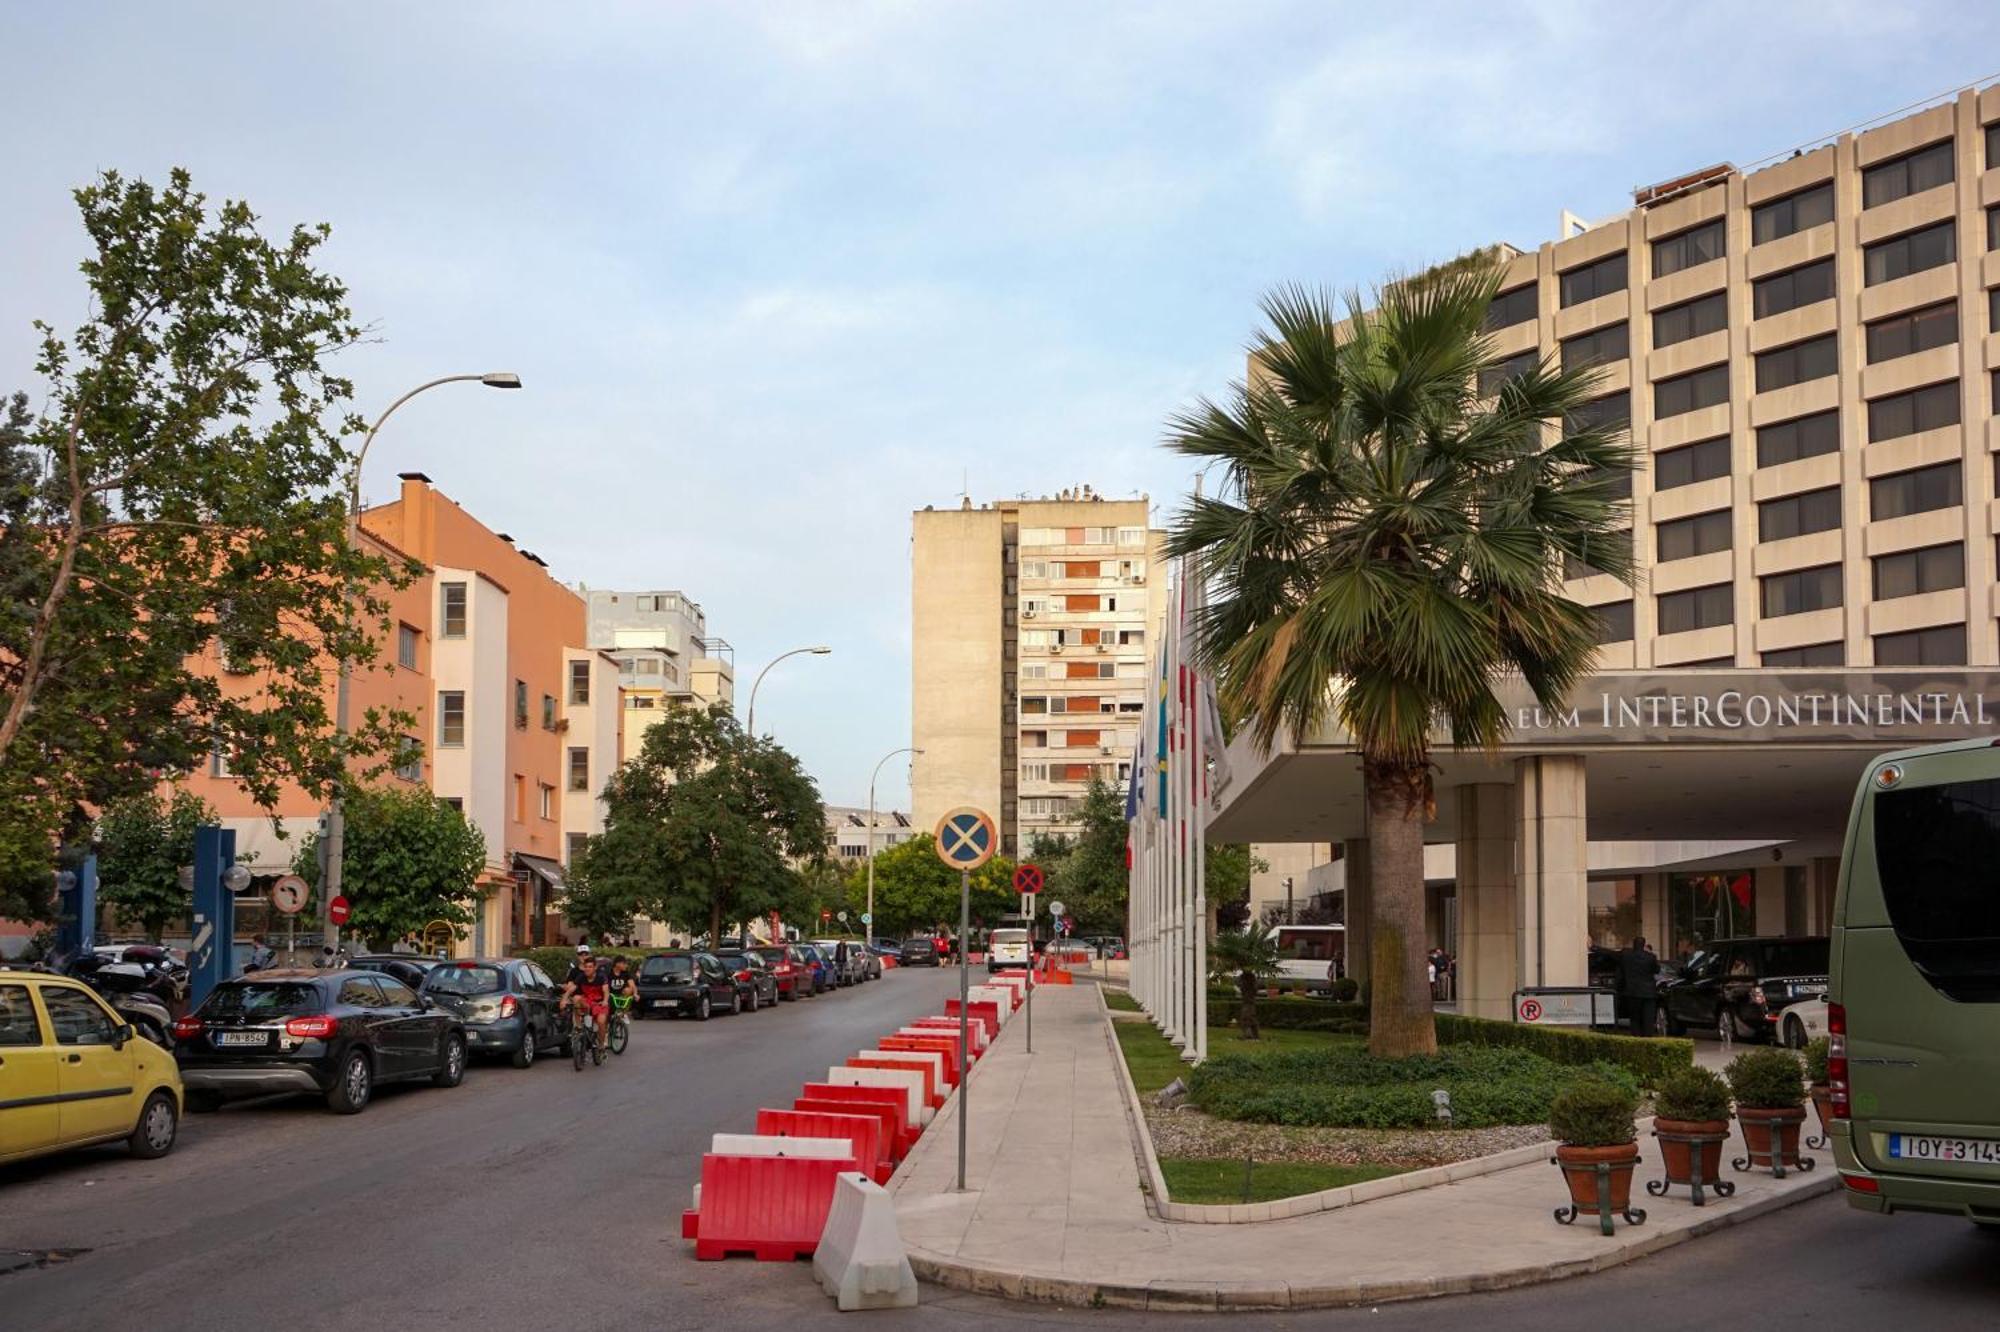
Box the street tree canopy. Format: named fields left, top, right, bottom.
left=94, top=789, right=217, bottom=943
left=850, top=834, right=1015, bottom=940
left=293, top=785, right=487, bottom=950
left=1025, top=776, right=1127, bottom=935
left=0, top=169, right=412, bottom=922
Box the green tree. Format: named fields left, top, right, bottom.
left=294, top=785, right=486, bottom=950
left=1208, top=921, right=1284, bottom=1039
left=0, top=169, right=413, bottom=923
left=554, top=856, right=648, bottom=945
left=1206, top=842, right=1269, bottom=932
left=859, top=834, right=1016, bottom=940
left=581, top=704, right=825, bottom=945
left=1166, top=270, right=1635, bottom=1057
left=1026, top=776, right=1129, bottom=934
left=94, top=789, right=217, bottom=942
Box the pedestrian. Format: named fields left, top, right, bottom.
left=1617, top=935, right=1661, bottom=1038
left=834, top=938, right=849, bottom=981
left=247, top=934, right=274, bottom=972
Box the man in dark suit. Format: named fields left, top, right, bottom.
left=1617, top=936, right=1661, bottom=1038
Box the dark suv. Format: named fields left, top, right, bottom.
left=900, top=937, right=940, bottom=967
left=1659, top=936, right=1829, bottom=1042
left=636, top=951, right=740, bottom=1020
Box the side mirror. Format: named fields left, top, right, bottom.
left=111, top=1023, right=134, bottom=1050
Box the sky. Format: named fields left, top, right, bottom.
left=3, top=2, right=1996, bottom=809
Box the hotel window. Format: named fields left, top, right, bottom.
left=1655, top=437, right=1730, bottom=490
left=1559, top=253, right=1626, bottom=308
left=1755, top=334, right=1837, bottom=392
left=437, top=691, right=465, bottom=746
left=440, top=582, right=467, bottom=637
left=1485, top=283, right=1538, bottom=331
left=1021, top=662, right=1047, bottom=679
left=514, top=680, right=528, bottom=729
left=538, top=783, right=555, bottom=820
left=397, top=622, right=420, bottom=670
left=1761, top=564, right=1843, bottom=617
left=1021, top=762, right=1049, bottom=781
left=1653, top=364, right=1729, bottom=418
left=1873, top=542, right=1964, bottom=600
left=1116, top=527, right=1147, bottom=547
left=566, top=833, right=588, bottom=865
left=626, top=695, right=655, bottom=709
left=1866, top=301, right=1957, bottom=364
left=1665, top=657, right=1734, bottom=669
left=1988, top=207, right=2000, bottom=252
left=1989, top=122, right=2000, bottom=168
left=1864, top=221, right=1955, bottom=287
left=1021, top=559, right=1047, bottom=578
left=1861, top=140, right=1953, bottom=208
left=1652, top=219, right=1724, bottom=278
left=1756, top=410, right=1839, bottom=466
left=1763, top=641, right=1845, bottom=667
left=209, top=737, right=235, bottom=779
left=1658, top=583, right=1734, bottom=634
left=568, top=659, right=591, bottom=705
left=1752, top=259, right=1834, bottom=319
left=1560, top=322, right=1628, bottom=372
left=1477, top=349, right=1539, bottom=397
left=567, top=746, right=589, bottom=792
left=1758, top=485, right=1841, bottom=541
left=1656, top=509, right=1732, bottom=563
left=1870, top=461, right=1961, bottom=520
left=1022, top=729, right=1047, bottom=748
left=1021, top=697, right=1048, bottom=714
left=1564, top=529, right=1626, bottom=580
left=442, top=796, right=464, bottom=814
left=1875, top=623, right=1966, bottom=666
left=1867, top=382, right=1959, bottom=442
left=541, top=694, right=556, bottom=731
left=1652, top=292, right=1727, bottom=349
left=394, top=737, right=423, bottom=783
left=1567, top=390, right=1630, bottom=434
left=1751, top=181, right=1834, bottom=245
left=1593, top=600, right=1634, bottom=644
left=1991, top=288, right=2000, bottom=332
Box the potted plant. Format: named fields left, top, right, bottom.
left=1550, top=1078, right=1644, bottom=1233
left=1726, top=1047, right=1811, bottom=1176
left=1802, top=1036, right=1832, bottom=1149
left=1649, top=1066, right=1735, bottom=1204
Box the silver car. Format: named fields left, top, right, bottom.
left=811, top=940, right=869, bottom=986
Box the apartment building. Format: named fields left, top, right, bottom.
left=911, top=489, right=1167, bottom=855
left=826, top=806, right=914, bottom=862
left=584, top=589, right=735, bottom=757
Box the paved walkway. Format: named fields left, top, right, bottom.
left=891, top=983, right=1835, bottom=1311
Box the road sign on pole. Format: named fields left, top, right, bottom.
left=269, top=875, right=310, bottom=916
left=327, top=895, right=351, bottom=927
left=1013, top=863, right=1043, bottom=895
left=934, top=807, right=996, bottom=872
left=1048, top=900, right=1066, bottom=919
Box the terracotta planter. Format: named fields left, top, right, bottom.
left=1554, top=1142, right=1639, bottom=1211
left=1736, top=1106, right=1807, bottom=1173
left=1653, top=1117, right=1729, bottom=1184
left=1808, top=1086, right=1833, bottom=1135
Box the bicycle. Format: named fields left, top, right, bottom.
left=561, top=1000, right=605, bottom=1070
left=608, top=993, right=631, bottom=1056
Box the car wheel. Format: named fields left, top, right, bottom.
left=730, top=990, right=742, bottom=1016
left=432, top=1033, right=467, bottom=1088
left=697, top=993, right=711, bottom=1021
left=511, top=1026, right=537, bottom=1069
left=745, top=988, right=759, bottom=1014
left=1716, top=1010, right=1736, bottom=1044
left=127, top=1090, right=178, bottom=1159
left=328, top=1050, right=372, bottom=1114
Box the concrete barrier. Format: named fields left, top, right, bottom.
left=813, top=1172, right=919, bottom=1310
left=968, top=984, right=1016, bottom=1016
left=829, top=1064, right=931, bottom=1126
left=886, top=1032, right=965, bottom=1078
left=800, top=1082, right=916, bottom=1156
left=944, top=998, right=1001, bottom=1040
left=860, top=1045, right=946, bottom=1092
left=686, top=1152, right=855, bottom=1261
left=912, top=1015, right=986, bottom=1053
left=850, top=1053, right=941, bottom=1109
left=757, top=1107, right=891, bottom=1185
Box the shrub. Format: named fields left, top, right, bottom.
left=1654, top=1066, right=1730, bottom=1122
left=1549, top=1078, right=1638, bottom=1147
left=1434, top=1013, right=1691, bottom=1089
left=1205, top=995, right=1369, bottom=1033
left=1802, top=1035, right=1830, bottom=1087
left=1726, top=1047, right=1806, bottom=1110
left=1328, top=977, right=1361, bottom=1002
left=1187, top=1044, right=1638, bottom=1130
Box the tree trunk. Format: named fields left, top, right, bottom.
left=1364, top=758, right=1437, bottom=1057
left=1237, top=969, right=1260, bottom=1039
left=708, top=897, right=724, bottom=950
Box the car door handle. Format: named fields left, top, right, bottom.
left=66, top=1053, right=82, bottom=1063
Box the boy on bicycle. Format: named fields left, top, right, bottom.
left=561, top=945, right=611, bottom=1053
left=606, top=955, right=637, bottom=1043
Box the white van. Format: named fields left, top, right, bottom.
left=988, top=929, right=1031, bottom=973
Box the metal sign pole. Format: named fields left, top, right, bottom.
left=1024, top=891, right=1034, bottom=1056
left=956, top=865, right=971, bottom=1193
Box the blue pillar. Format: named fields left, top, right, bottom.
left=55, top=853, right=97, bottom=959
left=189, top=826, right=238, bottom=1009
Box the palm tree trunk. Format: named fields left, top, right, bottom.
left=1364, top=758, right=1437, bottom=1057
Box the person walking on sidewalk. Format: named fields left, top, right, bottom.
left=1616, top=936, right=1660, bottom=1038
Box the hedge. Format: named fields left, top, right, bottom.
left=1433, top=1014, right=1690, bottom=1089
left=1207, top=994, right=1369, bottom=1033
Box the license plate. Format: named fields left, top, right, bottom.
left=1889, top=1134, right=2000, bottom=1164
left=216, top=1031, right=268, bottom=1047
left=652, top=999, right=672, bottom=1009
left=1789, top=983, right=1826, bottom=998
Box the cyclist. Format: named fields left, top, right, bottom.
left=605, top=954, right=637, bottom=1048
left=560, top=945, right=611, bottom=1053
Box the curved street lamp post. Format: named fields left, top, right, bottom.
left=866, top=746, right=922, bottom=947
left=743, top=645, right=831, bottom=738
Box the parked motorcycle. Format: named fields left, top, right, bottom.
left=62, top=948, right=188, bottom=1049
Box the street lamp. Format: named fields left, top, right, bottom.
left=322, top=372, right=522, bottom=951
left=744, top=645, right=831, bottom=737
left=867, top=746, right=922, bottom=947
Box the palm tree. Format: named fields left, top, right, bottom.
left=1166, top=263, right=1636, bottom=1058
left=1208, top=921, right=1284, bottom=1039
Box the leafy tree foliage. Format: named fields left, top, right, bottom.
left=294, top=785, right=486, bottom=950
left=1208, top=921, right=1284, bottom=1038
left=1024, top=776, right=1127, bottom=934
left=574, top=704, right=825, bottom=945
left=94, top=789, right=217, bottom=942
left=0, top=169, right=412, bottom=923
left=851, top=834, right=1015, bottom=940
left=1206, top=842, right=1269, bottom=931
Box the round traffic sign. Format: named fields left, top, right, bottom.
left=933, top=806, right=996, bottom=871
left=327, top=895, right=351, bottom=927
left=837, top=910, right=848, bottom=923
left=1048, top=900, right=1066, bottom=919
left=1520, top=998, right=1543, bottom=1022
left=269, top=875, right=310, bottom=916
left=1013, top=863, right=1044, bottom=894
left=860, top=912, right=872, bottom=925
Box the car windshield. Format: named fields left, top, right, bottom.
left=717, top=952, right=757, bottom=968
left=903, top=939, right=931, bottom=950
left=1755, top=941, right=1829, bottom=976
left=424, top=964, right=504, bottom=996
left=201, top=982, right=319, bottom=1020
left=992, top=930, right=1028, bottom=947
left=641, top=956, right=692, bottom=978
left=753, top=948, right=787, bottom=963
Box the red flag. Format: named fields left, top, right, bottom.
left=1727, top=874, right=1753, bottom=910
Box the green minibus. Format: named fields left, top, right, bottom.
left=1831, top=736, right=2000, bottom=1225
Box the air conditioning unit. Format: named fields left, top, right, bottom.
left=1095, top=643, right=1108, bottom=653
left=1050, top=644, right=1063, bottom=654
left=1023, top=608, right=1037, bottom=618
left=1126, top=575, right=1144, bottom=585
left=1098, top=746, right=1113, bottom=755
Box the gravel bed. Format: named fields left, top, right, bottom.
left=1143, top=1105, right=1550, bottom=1168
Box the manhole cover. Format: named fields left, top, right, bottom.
left=0, top=1249, right=88, bottom=1275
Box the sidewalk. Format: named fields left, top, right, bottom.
left=891, top=983, right=1836, bottom=1311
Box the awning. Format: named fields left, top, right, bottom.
left=512, top=853, right=566, bottom=895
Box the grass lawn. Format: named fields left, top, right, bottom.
left=1158, top=1157, right=1408, bottom=1205
left=1112, top=1015, right=1356, bottom=1093
left=1101, top=987, right=1142, bottom=1012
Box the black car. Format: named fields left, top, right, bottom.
left=419, top=957, right=565, bottom=1067
left=713, top=948, right=779, bottom=1012
left=174, top=969, right=466, bottom=1114
left=636, top=951, right=740, bottom=1020
left=900, top=937, right=940, bottom=967
left=1659, top=936, right=1830, bottom=1042
left=348, top=954, right=445, bottom=991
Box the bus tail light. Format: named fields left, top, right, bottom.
left=1827, top=1001, right=1849, bottom=1119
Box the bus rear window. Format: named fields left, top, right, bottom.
left=1874, top=777, right=2000, bottom=1002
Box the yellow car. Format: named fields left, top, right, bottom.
left=0, top=970, right=183, bottom=1166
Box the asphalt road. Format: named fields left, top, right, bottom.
left=4, top=968, right=1996, bottom=1330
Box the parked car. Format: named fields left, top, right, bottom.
left=0, top=971, right=183, bottom=1166
left=1778, top=996, right=1828, bottom=1049
left=1658, top=936, right=1830, bottom=1042
left=635, top=951, right=740, bottom=1019
left=173, top=969, right=466, bottom=1114
left=752, top=944, right=809, bottom=1000
left=987, top=928, right=1032, bottom=973
left=713, top=948, right=779, bottom=1012
left=348, top=954, right=445, bottom=991
left=419, top=957, right=564, bottom=1067
left=900, top=936, right=940, bottom=967
left=869, top=938, right=903, bottom=963
left=859, top=946, right=882, bottom=980
left=811, top=940, right=868, bottom=987
left=795, top=943, right=834, bottom=993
